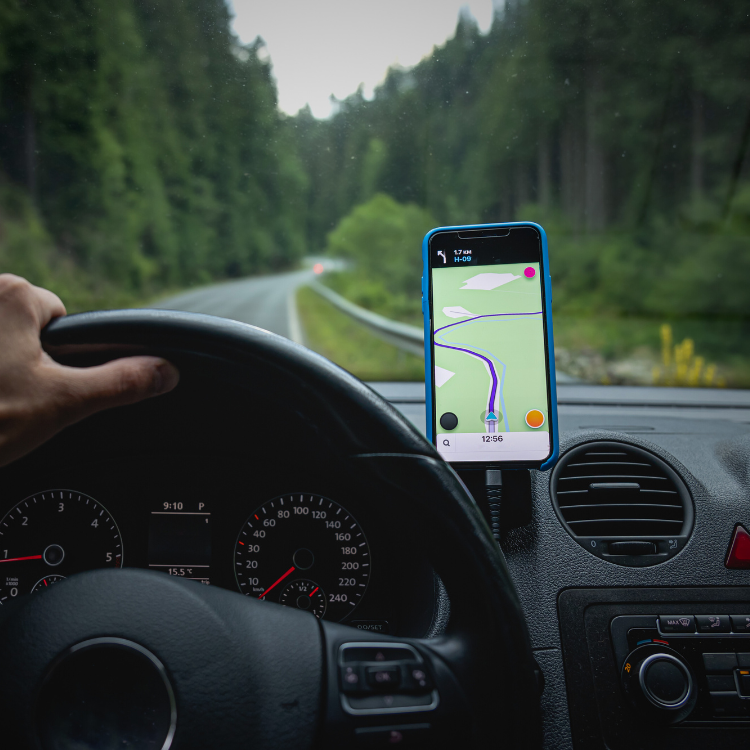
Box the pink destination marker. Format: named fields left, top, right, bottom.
left=524, top=266, right=536, bottom=278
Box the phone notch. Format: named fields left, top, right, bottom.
left=456, top=227, right=511, bottom=239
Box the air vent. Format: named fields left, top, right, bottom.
left=550, top=441, right=693, bottom=567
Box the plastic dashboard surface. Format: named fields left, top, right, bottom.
left=371, top=382, right=750, bottom=749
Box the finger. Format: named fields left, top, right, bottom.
left=47, top=356, right=180, bottom=426
left=30, top=284, right=66, bottom=329
left=0, top=274, right=65, bottom=329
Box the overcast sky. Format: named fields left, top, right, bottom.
left=227, top=0, right=496, bottom=118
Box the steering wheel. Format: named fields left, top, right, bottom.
left=0, top=310, right=541, bottom=749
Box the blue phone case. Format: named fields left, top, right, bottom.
left=422, top=221, right=559, bottom=471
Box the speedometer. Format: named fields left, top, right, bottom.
left=234, top=493, right=370, bottom=622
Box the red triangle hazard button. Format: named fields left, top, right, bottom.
left=725, top=524, right=750, bottom=569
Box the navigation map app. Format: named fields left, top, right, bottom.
left=432, top=254, right=551, bottom=463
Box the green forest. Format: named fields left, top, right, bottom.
left=0, top=0, right=749, bottom=383
left=297, top=0, right=750, bottom=384
left=0, top=0, right=306, bottom=309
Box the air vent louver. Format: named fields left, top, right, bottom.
left=551, top=441, right=693, bottom=567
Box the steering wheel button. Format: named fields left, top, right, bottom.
left=402, top=662, right=434, bottom=691
left=355, top=723, right=432, bottom=747
left=366, top=666, right=401, bottom=689
left=342, top=646, right=415, bottom=663
left=346, top=693, right=434, bottom=711
left=340, top=665, right=364, bottom=694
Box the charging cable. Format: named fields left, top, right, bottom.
left=486, top=469, right=502, bottom=542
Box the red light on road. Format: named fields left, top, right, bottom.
left=313, top=263, right=324, bottom=274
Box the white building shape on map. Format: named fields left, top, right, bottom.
left=461, top=273, right=521, bottom=290
left=442, top=306, right=475, bottom=319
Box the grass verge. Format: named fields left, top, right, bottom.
left=296, top=286, right=424, bottom=381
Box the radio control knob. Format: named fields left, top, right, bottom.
left=621, top=645, right=697, bottom=723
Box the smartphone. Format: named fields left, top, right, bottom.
left=422, top=222, right=558, bottom=470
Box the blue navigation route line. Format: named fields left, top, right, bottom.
left=435, top=341, right=500, bottom=417
left=434, top=310, right=543, bottom=334
left=434, top=311, right=542, bottom=431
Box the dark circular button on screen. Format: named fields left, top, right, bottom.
left=440, top=412, right=458, bottom=430
left=643, top=659, right=688, bottom=704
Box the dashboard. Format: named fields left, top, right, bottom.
left=3, top=370, right=750, bottom=750
left=0, top=375, right=444, bottom=640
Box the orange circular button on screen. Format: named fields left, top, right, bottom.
left=525, top=409, right=545, bottom=429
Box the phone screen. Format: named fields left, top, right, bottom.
left=428, top=226, right=553, bottom=464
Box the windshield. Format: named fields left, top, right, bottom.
left=1, top=1, right=747, bottom=388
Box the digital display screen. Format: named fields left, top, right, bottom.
left=148, top=501, right=211, bottom=584
left=430, top=229, right=551, bottom=463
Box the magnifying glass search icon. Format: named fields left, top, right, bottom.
left=443, top=439, right=450, bottom=446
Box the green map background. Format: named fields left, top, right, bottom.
left=433, top=262, right=549, bottom=437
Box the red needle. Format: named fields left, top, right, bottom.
left=258, top=566, right=295, bottom=599
left=309, top=586, right=319, bottom=598
left=0, top=555, right=42, bottom=563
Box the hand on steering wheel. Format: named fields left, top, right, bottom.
left=0, top=275, right=179, bottom=468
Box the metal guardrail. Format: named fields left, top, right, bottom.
left=308, top=281, right=424, bottom=357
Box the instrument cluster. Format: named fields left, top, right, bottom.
left=0, top=454, right=436, bottom=635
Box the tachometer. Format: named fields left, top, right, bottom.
left=234, top=493, right=370, bottom=622
left=0, top=490, right=123, bottom=603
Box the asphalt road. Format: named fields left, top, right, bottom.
left=150, top=267, right=314, bottom=342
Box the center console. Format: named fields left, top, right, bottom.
left=614, top=614, right=750, bottom=721
left=558, top=587, right=750, bottom=749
